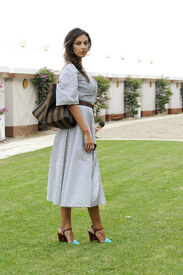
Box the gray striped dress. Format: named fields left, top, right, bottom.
left=47, top=63, right=106, bottom=207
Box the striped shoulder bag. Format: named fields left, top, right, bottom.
left=32, top=83, right=76, bottom=129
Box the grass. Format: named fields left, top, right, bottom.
left=0, top=140, right=183, bottom=275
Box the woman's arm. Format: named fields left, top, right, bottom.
left=68, top=104, right=94, bottom=151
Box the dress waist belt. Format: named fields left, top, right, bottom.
left=79, top=100, right=94, bottom=109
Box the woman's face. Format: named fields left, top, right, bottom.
left=73, top=34, right=89, bottom=59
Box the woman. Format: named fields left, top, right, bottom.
left=47, top=28, right=111, bottom=244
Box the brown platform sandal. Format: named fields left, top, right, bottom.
left=58, top=226, right=72, bottom=242
left=88, top=225, right=112, bottom=243
left=57, top=226, right=79, bottom=244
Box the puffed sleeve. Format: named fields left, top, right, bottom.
left=56, top=63, right=79, bottom=106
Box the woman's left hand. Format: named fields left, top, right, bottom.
left=84, top=131, right=95, bottom=152
left=68, top=105, right=95, bottom=152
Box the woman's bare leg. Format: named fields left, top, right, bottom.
left=88, top=206, right=106, bottom=242
left=58, top=207, right=73, bottom=243
left=61, top=207, right=72, bottom=228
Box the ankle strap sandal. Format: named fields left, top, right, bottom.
left=88, top=225, right=112, bottom=243
left=58, top=226, right=79, bottom=244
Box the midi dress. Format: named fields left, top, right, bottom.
left=47, top=63, right=106, bottom=207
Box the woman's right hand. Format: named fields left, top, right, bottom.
left=84, top=131, right=95, bottom=152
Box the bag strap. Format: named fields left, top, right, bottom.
left=42, top=83, right=54, bottom=124
left=42, top=63, right=77, bottom=123
left=43, top=65, right=67, bottom=122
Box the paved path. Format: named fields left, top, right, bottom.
left=0, top=131, right=55, bottom=159
left=1, top=113, right=183, bottom=159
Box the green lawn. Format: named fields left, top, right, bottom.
left=0, top=140, right=183, bottom=275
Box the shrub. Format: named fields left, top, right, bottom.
left=156, top=78, right=172, bottom=113
left=124, top=77, right=142, bottom=117
left=0, top=107, right=8, bottom=116
left=94, top=75, right=110, bottom=122
left=31, top=67, right=57, bottom=104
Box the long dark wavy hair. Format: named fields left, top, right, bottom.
left=64, top=28, right=91, bottom=82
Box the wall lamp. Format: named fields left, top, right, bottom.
left=137, top=57, right=141, bottom=62
left=149, top=59, right=154, bottom=64
left=42, top=45, right=49, bottom=51
left=19, top=40, right=27, bottom=47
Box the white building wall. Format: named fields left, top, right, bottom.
left=0, top=78, right=5, bottom=109
left=100, top=108, right=106, bottom=119
left=1, top=67, right=183, bottom=136
left=5, top=78, right=38, bottom=127
left=168, top=82, right=182, bottom=110
left=140, top=81, right=156, bottom=112
left=4, top=79, right=14, bottom=126
left=106, top=80, right=124, bottom=118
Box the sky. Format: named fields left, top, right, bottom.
left=1, top=0, right=183, bottom=77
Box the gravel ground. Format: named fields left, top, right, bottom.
left=1, top=113, right=183, bottom=159
left=97, top=113, right=183, bottom=141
